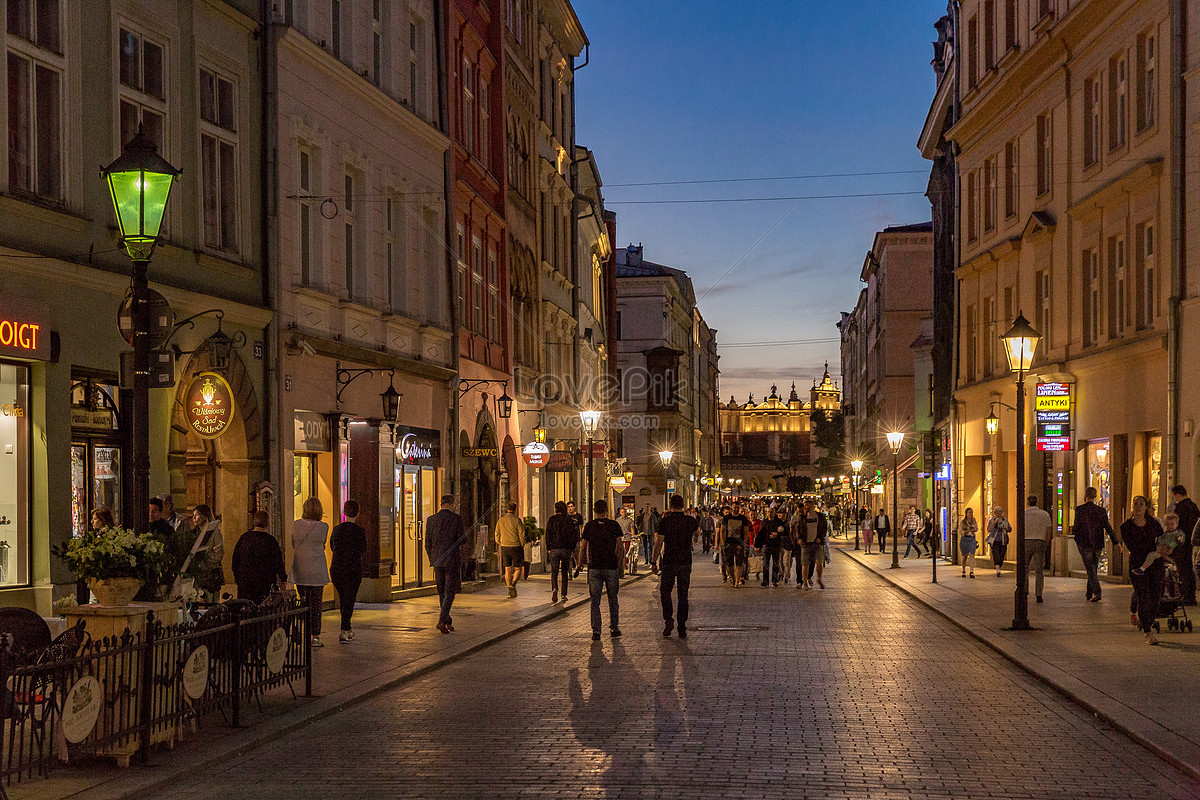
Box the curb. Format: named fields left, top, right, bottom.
left=61, top=573, right=649, bottom=800
left=839, top=548, right=1200, bottom=783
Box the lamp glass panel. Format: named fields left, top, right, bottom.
left=1002, top=335, right=1038, bottom=372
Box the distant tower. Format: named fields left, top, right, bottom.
left=810, top=361, right=840, bottom=412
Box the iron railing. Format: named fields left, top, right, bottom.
left=0, top=597, right=311, bottom=794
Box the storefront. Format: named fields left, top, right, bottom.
left=0, top=361, right=31, bottom=588
left=391, top=425, right=441, bottom=589
left=70, top=374, right=124, bottom=535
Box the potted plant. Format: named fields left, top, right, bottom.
left=52, top=526, right=168, bottom=606
left=521, top=516, right=544, bottom=579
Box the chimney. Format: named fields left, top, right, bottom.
left=625, top=244, right=643, bottom=267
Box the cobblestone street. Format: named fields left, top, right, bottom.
left=150, top=555, right=1200, bottom=800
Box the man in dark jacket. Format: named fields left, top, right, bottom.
left=1170, top=485, right=1199, bottom=604
left=795, top=499, right=829, bottom=589
left=1073, top=486, right=1115, bottom=602
left=425, top=495, right=465, bottom=633
left=755, top=507, right=788, bottom=587
left=231, top=510, right=286, bottom=604
left=545, top=501, right=579, bottom=604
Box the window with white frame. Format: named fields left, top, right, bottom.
left=298, top=148, right=316, bottom=286
left=1137, top=222, right=1155, bottom=328
left=7, top=0, right=64, bottom=200
left=1109, top=53, right=1126, bottom=150
left=199, top=67, right=238, bottom=252
left=331, top=0, right=342, bottom=60
left=1004, top=0, right=1017, bottom=51
left=1138, top=30, right=1156, bottom=131
left=409, top=17, right=421, bottom=113
left=462, top=59, right=474, bottom=153
left=385, top=196, right=397, bottom=312
left=982, top=156, right=996, bottom=232
left=983, top=295, right=995, bottom=377
left=471, top=235, right=483, bottom=333
left=118, top=27, right=166, bottom=153
left=284, top=0, right=307, bottom=32
left=966, top=15, right=978, bottom=89
left=966, top=169, right=978, bottom=242
left=965, top=304, right=977, bottom=381
left=1035, top=270, right=1051, bottom=350
left=1036, top=111, right=1052, bottom=196
left=1004, top=139, right=1018, bottom=219
left=372, top=0, right=383, bottom=88
left=344, top=172, right=358, bottom=301
left=1108, top=235, right=1125, bottom=337
left=455, top=223, right=466, bottom=324
left=487, top=247, right=499, bottom=342
left=479, top=80, right=490, bottom=170
left=1084, top=248, right=1100, bottom=346
left=983, top=1, right=995, bottom=71
left=1084, top=75, right=1101, bottom=167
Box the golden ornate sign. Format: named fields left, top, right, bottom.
left=185, top=371, right=235, bottom=440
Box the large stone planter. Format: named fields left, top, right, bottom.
left=88, top=577, right=143, bottom=607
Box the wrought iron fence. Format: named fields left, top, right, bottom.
left=0, top=597, right=311, bottom=794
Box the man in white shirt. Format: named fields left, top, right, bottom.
left=1023, top=495, right=1054, bottom=603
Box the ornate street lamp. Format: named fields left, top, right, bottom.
left=659, top=450, right=674, bottom=509
left=985, top=409, right=1000, bottom=436
left=380, top=371, right=401, bottom=422
left=497, top=385, right=513, bottom=419
left=886, top=431, right=905, bottom=569
left=580, top=410, right=602, bottom=520
left=101, top=129, right=180, bottom=533
left=1001, top=312, right=1041, bottom=631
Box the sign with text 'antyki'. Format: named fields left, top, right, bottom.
left=1035, top=382, right=1073, bottom=452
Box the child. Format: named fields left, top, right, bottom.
left=1132, top=512, right=1184, bottom=576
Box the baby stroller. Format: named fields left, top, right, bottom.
left=1153, top=562, right=1193, bottom=633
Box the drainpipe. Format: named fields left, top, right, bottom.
left=950, top=0, right=962, bottom=554
left=260, top=0, right=281, bottom=534
left=1167, top=0, right=1186, bottom=488
left=434, top=0, right=460, bottom=495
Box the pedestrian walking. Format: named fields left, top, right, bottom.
left=793, top=499, right=829, bottom=589
left=1121, top=495, right=1166, bottom=645
left=720, top=502, right=752, bottom=588
left=546, top=501, right=580, bottom=603
left=232, top=510, right=286, bottom=604
left=902, top=506, right=923, bottom=558
left=1073, top=486, right=1115, bottom=601
left=1168, top=485, right=1199, bottom=604
left=699, top=509, right=716, bottom=554
left=862, top=507, right=875, bottom=554
left=581, top=500, right=623, bottom=640
left=958, top=508, right=978, bottom=578
left=921, top=509, right=936, bottom=557
left=779, top=502, right=796, bottom=582
left=986, top=507, right=1011, bottom=576
left=1023, top=495, right=1053, bottom=603
left=654, top=494, right=698, bottom=638
left=330, top=500, right=367, bottom=642
left=184, top=504, right=225, bottom=600
left=290, top=497, right=330, bottom=647
left=873, top=508, right=890, bottom=555
left=495, top=501, right=525, bottom=597
left=615, top=506, right=635, bottom=574
left=637, top=503, right=659, bottom=566
left=756, top=506, right=787, bottom=586
left=425, top=495, right=465, bottom=634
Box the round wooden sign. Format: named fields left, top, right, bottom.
left=185, top=371, right=235, bottom=439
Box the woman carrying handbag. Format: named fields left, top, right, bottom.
left=986, top=506, right=1011, bottom=577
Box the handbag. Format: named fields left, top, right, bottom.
left=748, top=554, right=764, bottom=574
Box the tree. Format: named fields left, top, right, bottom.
left=810, top=409, right=845, bottom=467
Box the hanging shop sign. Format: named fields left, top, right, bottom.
left=184, top=371, right=235, bottom=440
left=396, top=425, right=441, bottom=466
left=1035, top=382, right=1073, bottom=452
left=545, top=450, right=574, bottom=473
left=522, top=441, right=550, bottom=467
left=294, top=411, right=332, bottom=453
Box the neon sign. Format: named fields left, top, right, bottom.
left=0, top=316, right=48, bottom=359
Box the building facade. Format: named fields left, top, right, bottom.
left=717, top=371, right=840, bottom=499
left=948, top=0, right=1190, bottom=578
left=613, top=245, right=718, bottom=510
left=1, top=1, right=270, bottom=611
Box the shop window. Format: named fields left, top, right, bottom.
left=0, top=363, right=30, bottom=586
left=70, top=376, right=122, bottom=542
left=1087, top=439, right=1112, bottom=516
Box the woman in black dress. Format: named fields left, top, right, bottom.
left=1120, top=495, right=1165, bottom=645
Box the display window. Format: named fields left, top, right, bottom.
left=0, top=362, right=30, bottom=586
left=70, top=377, right=123, bottom=538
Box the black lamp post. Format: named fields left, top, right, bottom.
left=1001, top=312, right=1041, bottom=631
left=886, top=431, right=904, bottom=569
left=101, top=129, right=180, bottom=533
left=659, top=450, right=674, bottom=510
left=851, top=459, right=863, bottom=550
left=581, top=410, right=601, bottom=520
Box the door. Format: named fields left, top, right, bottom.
left=401, top=465, right=421, bottom=588
left=419, top=467, right=437, bottom=584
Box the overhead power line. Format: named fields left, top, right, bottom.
left=606, top=190, right=927, bottom=205
left=604, top=169, right=929, bottom=188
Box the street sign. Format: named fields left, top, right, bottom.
left=117, top=289, right=174, bottom=347
left=666, top=479, right=676, bottom=492
left=1035, top=382, right=1073, bottom=451
left=120, top=349, right=175, bottom=389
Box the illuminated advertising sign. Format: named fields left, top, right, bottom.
left=0, top=314, right=48, bottom=360
left=1035, top=382, right=1073, bottom=452
left=184, top=371, right=235, bottom=440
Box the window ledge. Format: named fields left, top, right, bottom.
left=0, top=193, right=88, bottom=232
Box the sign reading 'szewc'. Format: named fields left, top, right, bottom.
left=185, top=371, right=235, bottom=439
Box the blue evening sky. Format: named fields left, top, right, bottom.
left=572, top=0, right=948, bottom=402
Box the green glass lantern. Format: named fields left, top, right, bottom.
left=101, top=128, right=181, bottom=261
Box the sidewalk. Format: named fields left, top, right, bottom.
left=16, top=570, right=644, bottom=800
left=839, top=544, right=1200, bottom=781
